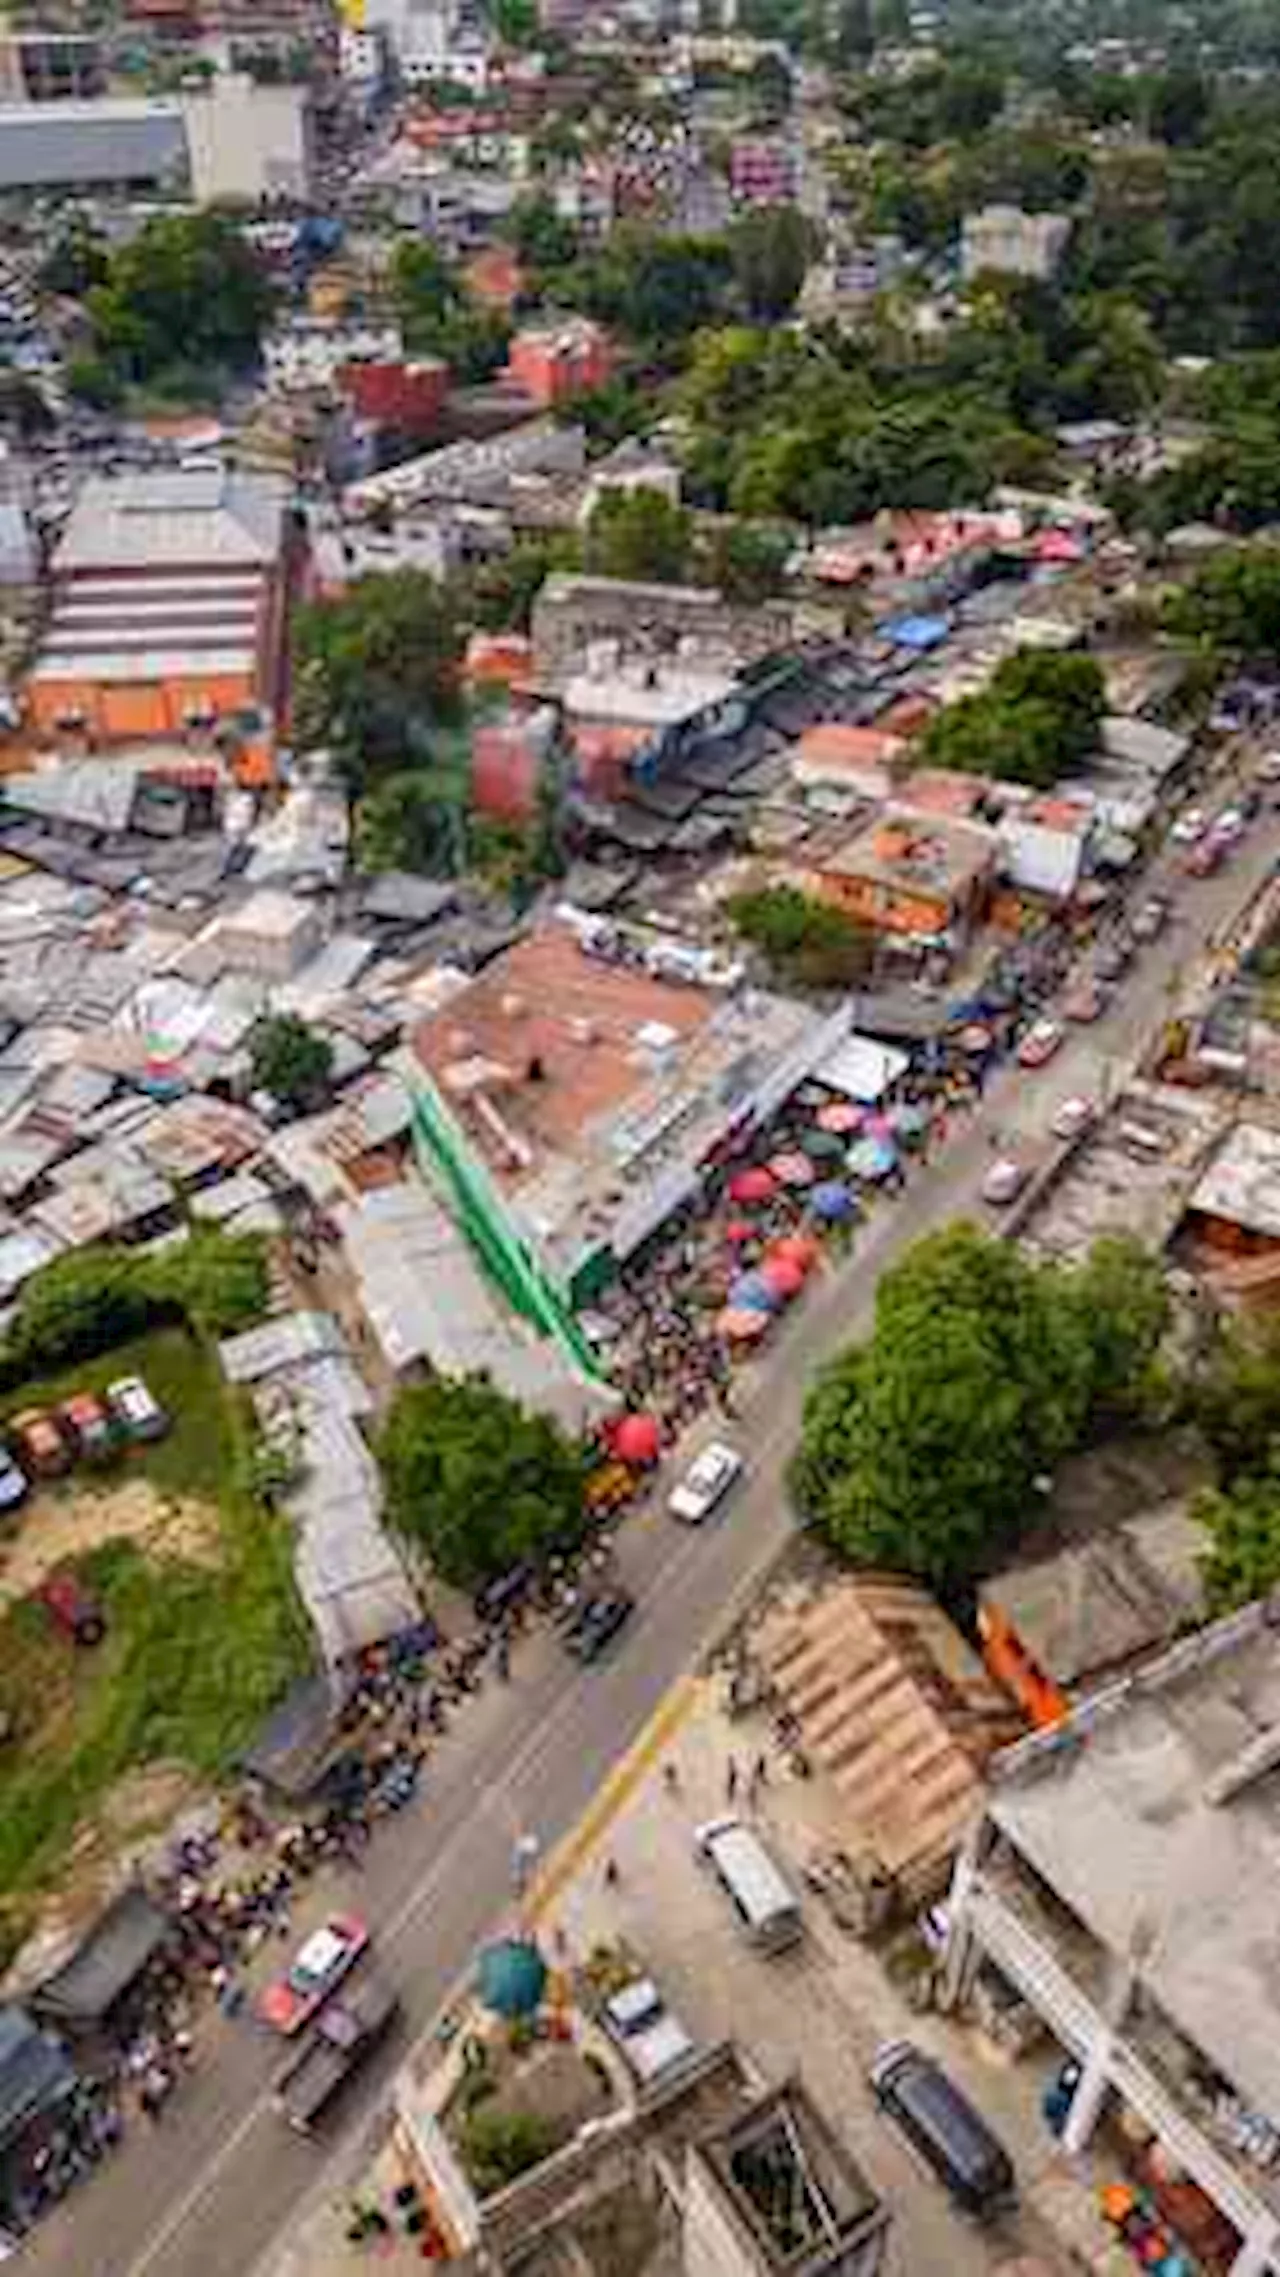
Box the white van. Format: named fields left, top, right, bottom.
left=694, top=1816, right=803, bottom=1953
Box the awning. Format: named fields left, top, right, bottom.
left=816, top=1033, right=910, bottom=1105
left=0, top=2007, right=75, bottom=2158
left=33, top=1887, right=173, bottom=2033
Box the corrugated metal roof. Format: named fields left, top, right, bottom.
left=0, top=102, right=186, bottom=192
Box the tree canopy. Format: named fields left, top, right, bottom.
left=728, top=206, right=813, bottom=322
left=390, top=240, right=512, bottom=382
left=791, top=1226, right=1168, bottom=1590
left=87, top=213, right=271, bottom=386
left=293, top=572, right=463, bottom=795
left=727, top=884, right=874, bottom=989
left=918, top=648, right=1106, bottom=789
left=379, top=1377, right=586, bottom=1589
left=249, top=1014, right=334, bottom=1113
left=1162, top=546, right=1280, bottom=659
left=584, top=489, right=693, bottom=584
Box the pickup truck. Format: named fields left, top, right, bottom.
left=271, top=1974, right=399, bottom=2134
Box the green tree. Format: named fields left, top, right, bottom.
left=791, top=1227, right=1167, bottom=1590
left=920, top=648, right=1105, bottom=788
left=64, top=356, right=125, bottom=411
left=0, top=370, right=53, bottom=441
left=463, top=2108, right=559, bottom=2194
left=729, top=205, right=813, bottom=322
left=504, top=194, right=579, bottom=274
left=585, top=489, right=692, bottom=583
left=248, top=1014, right=334, bottom=1112
left=1197, top=1463, right=1280, bottom=1615
left=1195, top=1314, right=1280, bottom=1484
left=699, top=520, right=790, bottom=602
left=562, top=226, right=734, bottom=347
left=87, top=212, right=271, bottom=384
left=379, top=1377, right=585, bottom=1589
left=1164, top=546, right=1280, bottom=659
left=356, top=765, right=469, bottom=877
left=459, top=532, right=582, bottom=634
left=40, top=225, right=109, bottom=298
left=727, top=884, right=873, bottom=987
left=293, top=572, right=463, bottom=793
left=490, top=0, right=538, bottom=45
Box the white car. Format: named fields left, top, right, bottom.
left=1171, top=807, right=1207, bottom=844
left=1051, top=1094, right=1095, bottom=1143
left=668, top=1440, right=743, bottom=1524
left=981, top=1158, right=1028, bottom=1208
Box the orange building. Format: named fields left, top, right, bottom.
left=802, top=806, right=998, bottom=944
left=506, top=318, right=612, bottom=409
left=25, top=467, right=293, bottom=766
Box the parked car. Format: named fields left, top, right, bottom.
left=1017, top=1019, right=1063, bottom=1069
left=981, top=1158, right=1028, bottom=1208
left=9, top=1407, right=71, bottom=1478
left=1211, top=806, right=1246, bottom=846
left=1051, top=1094, right=1096, bottom=1143
left=0, top=1444, right=28, bottom=1513
left=1131, top=895, right=1170, bottom=943
left=1256, top=752, right=1280, bottom=784
left=107, top=1375, right=168, bottom=1443
left=58, top=1392, right=114, bottom=1463
left=562, top=1592, right=635, bottom=1664
left=259, top=1915, right=370, bottom=2037
left=870, top=2041, right=1015, bottom=2222
left=1171, top=806, right=1207, bottom=844
left=668, top=1441, right=743, bottom=1525
left=602, top=1977, right=695, bottom=2086
left=37, top=1570, right=106, bottom=1646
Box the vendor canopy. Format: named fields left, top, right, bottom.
left=33, top=1886, right=173, bottom=2033
left=816, top=1032, right=910, bottom=1105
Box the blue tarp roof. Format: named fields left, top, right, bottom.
left=881, top=614, right=950, bottom=650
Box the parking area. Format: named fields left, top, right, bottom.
left=529, top=1670, right=1081, bottom=2277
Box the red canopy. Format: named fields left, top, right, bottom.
left=761, top=1256, right=806, bottom=1300
left=611, top=1412, right=662, bottom=1467
left=715, top=1307, right=771, bottom=1342
left=728, top=1166, right=776, bottom=1204
left=768, top=1234, right=819, bottom=1275
left=817, top=1102, right=862, bottom=1134
left=769, top=1151, right=816, bottom=1187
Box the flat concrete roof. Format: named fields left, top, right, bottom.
left=1188, top=1121, right=1280, bottom=1242
left=988, top=1604, right=1280, bottom=2125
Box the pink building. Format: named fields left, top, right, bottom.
left=507, top=319, right=612, bottom=409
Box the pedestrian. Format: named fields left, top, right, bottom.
left=603, top=1855, right=620, bottom=1889
left=662, top=1761, right=680, bottom=1797
left=725, top=1757, right=739, bottom=1805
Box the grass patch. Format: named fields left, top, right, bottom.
left=0, top=1326, right=311, bottom=1905
left=0, top=1324, right=234, bottom=1503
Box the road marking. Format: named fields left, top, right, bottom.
left=525, top=1673, right=701, bottom=1923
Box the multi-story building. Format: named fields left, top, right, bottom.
left=942, top=1601, right=1280, bottom=2277
left=25, top=467, right=293, bottom=769
left=506, top=318, right=613, bottom=409
left=960, top=203, right=1072, bottom=284
left=729, top=136, right=797, bottom=206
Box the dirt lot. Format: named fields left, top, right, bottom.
left=0, top=1479, right=220, bottom=1608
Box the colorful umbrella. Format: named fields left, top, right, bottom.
left=960, top=1023, right=993, bottom=1055
left=893, top=1104, right=931, bottom=1138
left=610, top=1412, right=661, bottom=1467
left=728, top=1166, right=776, bottom=1204
left=800, top=1127, right=846, bottom=1160
left=724, top=1219, right=757, bottom=1245
left=817, top=1102, right=863, bottom=1134
left=809, top=1180, right=857, bottom=1222
left=715, top=1306, right=771, bottom=1342
left=847, top=1136, right=898, bottom=1181
left=729, top=1271, right=782, bottom=1313
left=769, top=1233, right=820, bottom=1272
left=761, top=1256, right=806, bottom=1300
left=768, top=1151, right=816, bottom=1187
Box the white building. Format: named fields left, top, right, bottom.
left=262, top=319, right=404, bottom=394
left=961, top=204, right=1071, bottom=285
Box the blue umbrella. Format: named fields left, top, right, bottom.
left=847, top=1137, right=898, bottom=1182
left=729, top=1271, right=782, bottom=1312
left=809, top=1180, right=857, bottom=1222
left=477, top=1939, right=546, bottom=2019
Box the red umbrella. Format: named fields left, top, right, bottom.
left=725, top=1219, right=757, bottom=1245
left=769, top=1233, right=819, bottom=1273
left=761, top=1256, right=806, bottom=1300
left=611, top=1412, right=661, bottom=1467
left=769, top=1151, right=816, bottom=1187
left=817, top=1102, right=862, bottom=1134
left=728, top=1166, right=776, bottom=1204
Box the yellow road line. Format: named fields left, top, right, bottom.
left=525, top=1672, right=701, bottom=1923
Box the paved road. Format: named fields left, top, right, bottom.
left=44, top=798, right=1280, bottom=2277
